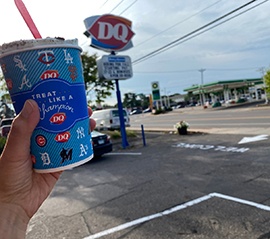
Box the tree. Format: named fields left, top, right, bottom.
left=264, top=70, right=270, bottom=93
left=264, top=69, right=270, bottom=100
left=81, top=52, right=115, bottom=105
left=122, top=92, right=150, bottom=109
left=123, top=92, right=138, bottom=108
left=136, top=93, right=149, bottom=109
left=0, top=73, right=10, bottom=103
left=0, top=73, right=15, bottom=118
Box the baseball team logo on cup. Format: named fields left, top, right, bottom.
left=0, top=38, right=93, bottom=173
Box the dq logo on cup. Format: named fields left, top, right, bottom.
left=50, top=113, right=66, bottom=124
left=0, top=40, right=93, bottom=173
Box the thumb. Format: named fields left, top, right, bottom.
left=2, top=100, right=40, bottom=161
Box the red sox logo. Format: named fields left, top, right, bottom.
left=84, top=14, right=135, bottom=52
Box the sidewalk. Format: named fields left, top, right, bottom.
left=129, top=127, right=270, bottom=136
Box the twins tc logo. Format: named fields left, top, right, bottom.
left=38, top=50, right=55, bottom=66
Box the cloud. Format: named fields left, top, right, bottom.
left=1, top=0, right=269, bottom=105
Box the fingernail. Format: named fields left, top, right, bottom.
left=21, top=100, right=34, bottom=119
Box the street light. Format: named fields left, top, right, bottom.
left=257, top=67, right=268, bottom=104
left=199, top=69, right=206, bottom=105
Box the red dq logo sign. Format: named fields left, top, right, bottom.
left=84, top=14, right=135, bottom=52
left=50, top=113, right=66, bottom=124
left=55, top=132, right=71, bottom=143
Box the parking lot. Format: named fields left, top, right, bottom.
left=26, top=130, right=270, bottom=239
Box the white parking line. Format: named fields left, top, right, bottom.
left=107, top=152, right=142, bottom=156
left=83, top=193, right=270, bottom=239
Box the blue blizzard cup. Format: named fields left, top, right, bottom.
left=0, top=38, right=93, bottom=173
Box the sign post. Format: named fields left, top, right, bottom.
left=84, top=14, right=135, bottom=149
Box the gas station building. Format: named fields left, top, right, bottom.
left=183, top=78, right=265, bottom=104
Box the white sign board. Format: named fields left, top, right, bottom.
left=97, top=55, right=133, bottom=80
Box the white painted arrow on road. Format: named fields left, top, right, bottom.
left=238, top=135, right=269, bottom=144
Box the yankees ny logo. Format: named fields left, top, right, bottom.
left=77, top=127, right=85, bottom=139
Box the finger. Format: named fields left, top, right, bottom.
left=88, top=107, right=96, bottom=131
left=90, top=118, right=96, bottom=131
left=88, top=107, right=93, bottom=117
left=2, top=100, right=40, bottom=162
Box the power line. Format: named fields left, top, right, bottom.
left=134, top=67, right=262, bottom=74
left=110, top=0, right=125, bottom=13
left=134, top=0, right=269, bottom=64
left=133, top=0, right=259, bottom=64
left=132, top=0, right=267, bottom=65
left=99, top=0, right=110, bottom=9
left=135, top=0, right=223, bottom=48
left=119, top=0, right=138, bottom=15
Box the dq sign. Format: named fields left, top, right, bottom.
left=84, top=14, right=135, bottom=52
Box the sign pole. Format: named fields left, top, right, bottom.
left=83, top=14, right=134, bottom=150
left=112, top=51, right=129, bottom=149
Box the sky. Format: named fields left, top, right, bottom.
left=0, top=0, right=270, bottom=105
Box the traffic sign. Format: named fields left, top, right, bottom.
left=97, top=55, right=133, bottom=80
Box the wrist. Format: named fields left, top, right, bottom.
left=0, top=203, right=29, bottom=239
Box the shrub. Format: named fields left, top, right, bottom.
left=0, top=137, right=7, bottom=154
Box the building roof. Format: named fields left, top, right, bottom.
left=184, top=78, right=263, bottom=94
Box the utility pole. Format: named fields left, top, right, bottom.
left=198, top=69, right=206, bottom=105
left=257, top=67, right=268, bottom=104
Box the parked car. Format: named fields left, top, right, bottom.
left=143, top=108, right=152, bottom=113
left=91, top=130, right=113, bottom=157
left=0, top=118, right=13, bottom=137
left=91, top=108, right=130, bottom=130
left=130, top=109, right=143, bottom=115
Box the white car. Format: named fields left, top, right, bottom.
left=91, top=108, right=130, bottom=130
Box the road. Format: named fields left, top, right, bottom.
left=129, top=104, right=270, bottom=134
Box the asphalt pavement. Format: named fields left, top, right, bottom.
left=26, top=103, right=270, bottom=239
